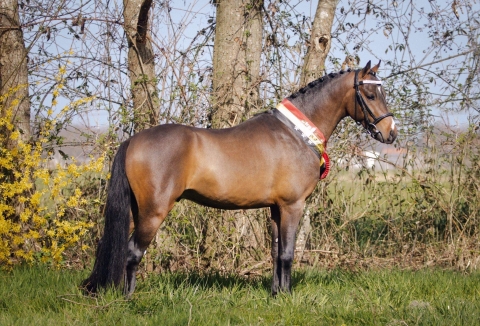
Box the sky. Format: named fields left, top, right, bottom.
left=27, top=0, right=479, bottom=130
left=155, top=0, right=478, bottom=126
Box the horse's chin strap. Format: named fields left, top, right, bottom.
left=354, top=70, right=393, bottom=141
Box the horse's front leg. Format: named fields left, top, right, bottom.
left=270, top=205, right=281, bottom=296
left=277, top=202, right=304, bottom=293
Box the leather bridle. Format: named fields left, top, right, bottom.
left=354, top=69, right=393, bottom=142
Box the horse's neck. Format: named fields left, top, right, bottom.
left=289, top=85, right=348, bottom=142
left=316, top=104, right=348, bottom=142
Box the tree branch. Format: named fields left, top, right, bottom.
left=385, top=49, right=477, bottom=79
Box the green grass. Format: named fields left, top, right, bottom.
left=0, top=266, right=479, bottom=325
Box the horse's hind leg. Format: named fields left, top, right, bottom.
left=124, top=205, right=170, bottom=297
left=124, top=233, right=144, bottom=297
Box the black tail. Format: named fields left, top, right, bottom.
left=82, top=140, right=131, bottom=293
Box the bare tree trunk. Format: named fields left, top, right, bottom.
left=0, top=0, right=31, bottom=220
left=210, top=0, right=263, bottom=128
left=297, top=0, right=338, bottom=261
left=123, top=0, right=159, bottom=272
left=123, top=0, right=158, bottom=132
left=0, top=0, right=31, bottom=140
left=300, top=0, right=338, bottom=87
left=206, top=0, right=264, bottom=268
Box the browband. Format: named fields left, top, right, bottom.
left=358, top=80, right=382, bottom=85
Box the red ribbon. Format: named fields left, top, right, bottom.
left=280, top=99, right=330, bottom=179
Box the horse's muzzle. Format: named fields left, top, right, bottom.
left=384, top=128, right=397, bottom=144
left=372, top=127, right=397, bottom=144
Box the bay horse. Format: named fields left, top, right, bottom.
left=82, top=61, right=397, bottom=297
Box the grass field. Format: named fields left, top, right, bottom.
left=0, top=266, right=479, bottom=325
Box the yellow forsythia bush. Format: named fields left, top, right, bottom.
left=0, top=84, right=107, bottom=268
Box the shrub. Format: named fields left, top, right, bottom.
left=0, top=84, right=107, bottom=268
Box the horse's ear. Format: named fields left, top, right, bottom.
left=371, top=60, right=381, bottom=73
left=361, top=60, right=372, bottom=77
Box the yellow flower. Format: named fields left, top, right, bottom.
left=19, top=208, right=32, bottom=222
left=30, top=192, right=42, bottom=207
left=9, top=130, right=20, bottom=141
left=66, top=196, right=78, bottom=208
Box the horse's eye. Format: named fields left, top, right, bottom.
left=366, top=94, right=375, bottom=100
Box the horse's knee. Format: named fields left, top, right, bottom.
left=279, top=251, right=294, bottom=268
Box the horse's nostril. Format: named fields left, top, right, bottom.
left=388, top=129, right=397, bottom=143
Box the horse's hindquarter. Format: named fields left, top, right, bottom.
left=125, top=124, right=196, bottom=211
left=185, top=115, right=320, bottom=209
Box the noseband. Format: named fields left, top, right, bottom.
left=354, top=69, right=393, bottom=141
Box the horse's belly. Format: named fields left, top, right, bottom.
left=180, top=188, right=273, bottom=210
left=180, top=125, right=318, bottom=209
left=183, top=168, right=276, bottom=209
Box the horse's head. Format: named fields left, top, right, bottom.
left=346, top=61, right=398, bottom=144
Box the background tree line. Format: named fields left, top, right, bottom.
left=0, top=0, right=479, bottom=272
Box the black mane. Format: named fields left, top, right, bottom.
left=287, top=68, right=352, bottom=100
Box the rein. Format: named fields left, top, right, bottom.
left=273, top=99, right=330, bottom=179
left=354, top=69, right=394, bottom=142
